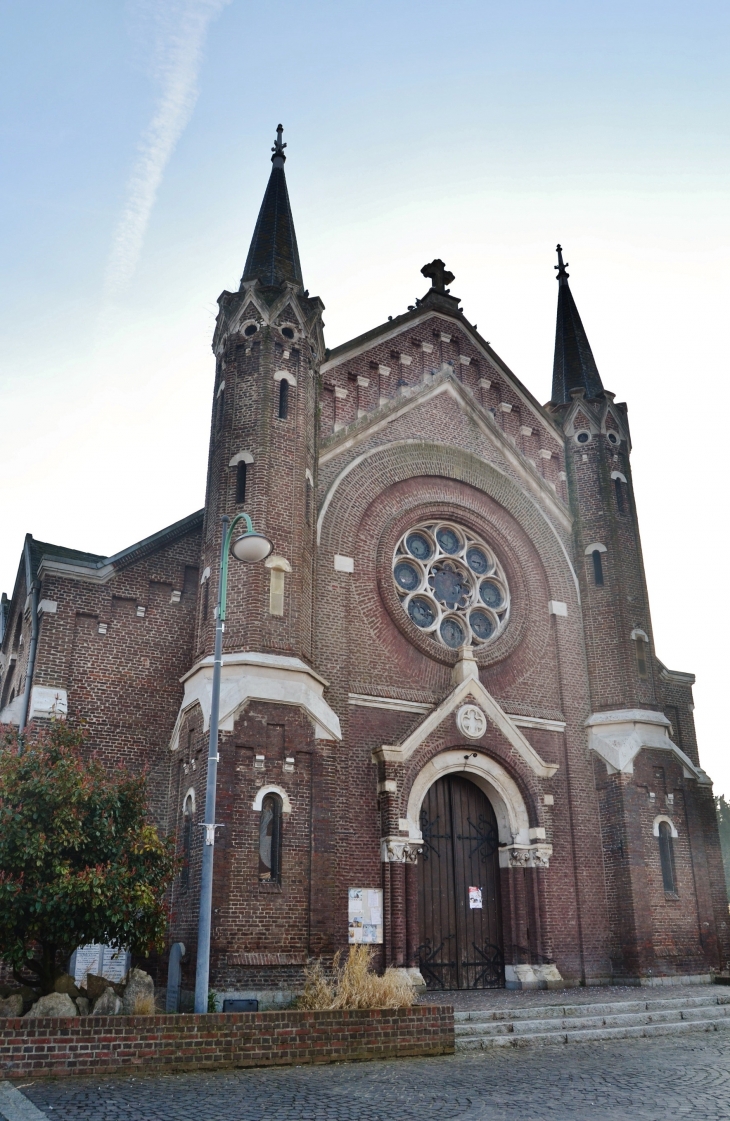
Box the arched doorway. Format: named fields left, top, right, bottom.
left=417, top=774, right=504, bottom=989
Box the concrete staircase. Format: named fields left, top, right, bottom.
left=455, top=990, right=730, bottom=1049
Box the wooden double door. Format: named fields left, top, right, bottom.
left=417, top=774, right=504, bottom=989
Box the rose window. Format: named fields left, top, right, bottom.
left=393, top=521, right=510, bottom=649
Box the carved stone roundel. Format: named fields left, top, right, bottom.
left=457, top=704, right=487, bottom=739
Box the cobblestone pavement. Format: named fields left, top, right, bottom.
left=13, top=1034, right=730, bottom=1121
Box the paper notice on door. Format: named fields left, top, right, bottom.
left=468, top=886, right=483, bottom=909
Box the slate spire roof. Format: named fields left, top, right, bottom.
left=551, top=244, right=604, bottom=404
left=241, top=125, right=303, bottom=290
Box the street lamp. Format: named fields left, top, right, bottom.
left=194, top=513, right=273, bottom=1014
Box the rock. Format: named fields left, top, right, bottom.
left=92, top=988, right=122, bottom=1015
left=0, top=994, right=24, bottom=1017
left=54, top=973, right=80, bottom=999
left=122, top=968, right=155, bottom=1016
left=24, top=992, right=78, bottom=1018
left=85, top=973, right=112, bottom=1002
left=75, top=997, right=90, bottom=1016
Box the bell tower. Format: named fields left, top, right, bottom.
left=549, top=245, right=660, bottom=715
left=195, top=126, right=324, bottom=669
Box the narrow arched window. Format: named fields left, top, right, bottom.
left=278, top=379, right=289, bottom=420
left=614, top=476, right=625, bottom=514
left=202, top=580, right=209, bottom=622
left=236, top=460, right=247, bottom=504
left=592, top=550, right=604, bottom=586
left=636, top=637, right=648, bottom=679
left=181, top=796, right=194, bottom=892
left=259, top=793, right=283, bottom=884
left=658, top=821, right=677, bottom=894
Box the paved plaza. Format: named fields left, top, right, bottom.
left=4, top=1033, right=730, bottom=1121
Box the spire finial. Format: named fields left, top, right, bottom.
left=271, top=124, right=286, bottom=166
left=421, top=259, right=455, bottom=293
left=554, top=243, right=569, bottom=282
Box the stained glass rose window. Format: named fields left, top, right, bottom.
left=393, top=521, right=510, bottom=648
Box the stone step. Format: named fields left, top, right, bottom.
left=455, top=1011, right=730, bottom=1050
left=454, top=1003, right=730, bottom=1039
left=453, top=991, right=730, bottom=1025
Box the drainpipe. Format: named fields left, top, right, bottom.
left=19, top=535, right=39, bottom=735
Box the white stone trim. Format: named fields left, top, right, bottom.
left=229, top=450, right=254, bottom=466
left=172, top=652, right=341, bottom=749
left=0, top=693, right=24, bottom=725
left=316, top=376, right=572, bottom=536
left=348, top=694, right=434, bottom=715
left=631, top=627, right=649, bottom=642
left=374, top=669, right=557, bottom=780
left=182, top=787, right=196, bottom=814
left=404, top=749, right=535, bottom=860
left=611, top=470, right=627, bottom=483
left=584, top=542, right=607, bottom=555
left=38, top=599, right=58, bottom=614
left=29, top=686, right=68, bottom=720
left=274, top=370, right=297, bottom=386
left=586, top=708, right=711, bottom=784
left=509, top=714, right=566, bottom=733
left=216, top=380, right=225, bottom=397
left=265, top=555, right=292, bottom=573
left=653, top=814, right=678, bottom=838
left=334, top=554, right=354, bottom=573
left=200, top=567, right=211, bottom=583
left=548, top=601, right=568, bottom=617
left=252, top=785, right=292, bottom=814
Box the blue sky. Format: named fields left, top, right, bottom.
left=1, top=0, right=729, bottom=790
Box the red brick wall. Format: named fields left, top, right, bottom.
left=0, top=1007, right=454, bottom=1080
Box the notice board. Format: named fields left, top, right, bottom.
left=348, top=887, right=384, bottom=944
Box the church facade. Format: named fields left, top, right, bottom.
left=2, top=129, right=728, bottom=1001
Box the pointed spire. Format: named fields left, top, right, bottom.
left=241, top=125, right=303, bottom=289
left=551, top=244, right=604, bottom=404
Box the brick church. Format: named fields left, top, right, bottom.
left=2, top=127, right=728, bottom=1002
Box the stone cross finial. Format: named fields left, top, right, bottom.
left=421, top=259, right=455, bottom=292
left=271, top=124, right=287, bottom=164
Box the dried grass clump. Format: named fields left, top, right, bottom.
left=132, top=993, right=155, bottom=1016
left=297, top=946, right=415, bottom=1010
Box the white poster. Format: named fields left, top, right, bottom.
left=348, top=888, right=384, bottom=944
left=468, top=886, right=483, bottom=909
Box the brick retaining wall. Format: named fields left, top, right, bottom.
left=0, top=1006, right=454, bottom=1080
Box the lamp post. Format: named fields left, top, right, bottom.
left=194, top=513, right=273, bottom=1014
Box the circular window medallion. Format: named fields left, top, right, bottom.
left=457, top=704, right=487, bottom=739
left=393, top=520, right=510, bottom=648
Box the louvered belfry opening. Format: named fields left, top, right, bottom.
left=417, top=775, right=504, bottom=989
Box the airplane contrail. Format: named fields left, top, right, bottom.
left=104, top=0, right=231, bottom=298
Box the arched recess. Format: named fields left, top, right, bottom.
left=652, top=814, right=678, bottom=838
left=317, top=441, right=579, bottom=607
left=252, top=784, right=293, bottom=814
left=405, top=749, right=531, bottom=847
